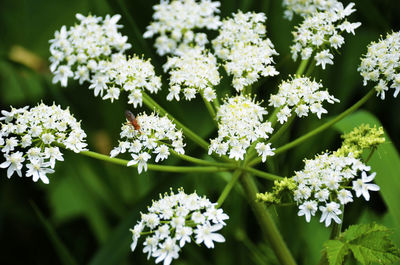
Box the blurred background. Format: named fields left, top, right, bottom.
left=0, top=0, right=399, bottom=264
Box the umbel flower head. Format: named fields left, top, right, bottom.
left=49, top=14, right=162, bottom=107
left=358, top=31, right=400, bottom=99
left=163, top=46, right=220, bottom=102
left=293, top=153, right=379, bottom=226
left=110, top=112, right=185, bottom=174
left=49, top=13, right=131, bottom=87
left=0, top=103, right=87, bottom=184
left=209, top=95, right=274, bottom=161
left=269, top=76, right=339, bottom=124
left=143, top=0, right=222, bottom=56
left=130, top=188, right=228, bottom=265
left=212, top=11, right=279, bottom=92
left=290, top=3, right=361, bottom=69
left=90, top=54, right=161, bottom=107
left=282, top=0, right=342, bottom=20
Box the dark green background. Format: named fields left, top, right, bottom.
left=0, top=0, right=399, bottom=264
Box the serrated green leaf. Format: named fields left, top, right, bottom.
left=340, top=224, right=400, bottom=265
left=323, top=240, right=349, bottom=265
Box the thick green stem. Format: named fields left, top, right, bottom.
left=201, top=95, right=217, bottom=125
left=78, top=150, right=230, bottom=173
left=239, top=166, right=282, bottom=181
left=240, top=175, right=297, bottom=265
left=142, top=92, right=209, bottom=150
left=217, top=170, right=242, bottom=207
left=296, top=59, right=309, bottom=77
left=248, top=89, right=375, bottom=167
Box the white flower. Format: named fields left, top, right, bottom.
left=337, top=189, right=353, bottom=204
left=352, top=171, right=380, bottom=201
left=290, top=3, right=361, bottom=69
left=25, top=158, right=54, bottom=184
left=292, top=152, right=378, bottom=226
left=255, top=142, right=275, bottom=162
left=0, top=103, right=87, bottom=184
left=153, top=238, right=180, bottom=265
left=163, top=47, right=220, bottom=101
left=144, top=0, right=221, bottom=56
left=0, top=152, right=25, bottom=178
left=319, top=202, right=342, bottom=227
left=358, top=31, right=400, bottom=99
left=50, top=14, right=131, bottom=87
left=209, top=95, right=273, bottom=161
left=129, top=189, right=228, bottom=263
left=282, top=0, right=343, bottom=20
left=212, top=11, right=278, bottom=91
left=195, top=223, right=225, bottom=248
left=112, top=112, right=185, bottom=173
left=315, top=50, right=334, bottom=70
left=269, top=77, right=338, bottom=123
left=297, top=201, right=318, bottom=222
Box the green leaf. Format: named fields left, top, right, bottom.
left=30, top=202, right=79, bottom=265
left=343, top=223, right=400, bottom=264
left=334, top=110, right=400, bottom=229
left=323, top=240, right=349, bottom=265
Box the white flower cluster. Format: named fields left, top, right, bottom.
left=143, top=0, right=221, bottom=56
left=212, top=11, right=279, bottom=92
left=209, top=96, right=274, bottom=161
left=50, top=14, right=131, bottom=87
left=163, top=47, right=220, bottom=102
left=293, top=153, right=379, bottom=226
left=110, top=112, right=185, bottom=174
left=290, top=3, right=361, bottom=69
left=269, top=76, right=339, bottom=123
left=50, top=14, right=162, bottom=107
left=130, top=189, right=228, bottom=265
left=90, top=54, right=162, bottom=107
left=0, top=103, right=87, bottom=184
left=358, top=31, right=400, bottom=100
left=282, top=0, right=342, bottom=20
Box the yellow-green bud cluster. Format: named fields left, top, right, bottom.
left=335, top=124, right=385, bottom=158
left=256, top=177, right=297, bottom=205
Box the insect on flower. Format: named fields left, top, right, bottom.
left=125, top=110, right=142, bottom=133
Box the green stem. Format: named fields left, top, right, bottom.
left=248, top=89, right=375, bottom=167
left=170, top=150, right=235, bottom=168
left=365, top=146, right=377, bottom=163
left=217, top=169, right=242, bottom=207
left=240, top=174, right=297, bottom=265
left=142, top=92, right=209, bottom=150
left=296, top=59, right=309, bottom=77
left=239, top=166, right=282, bottom=181
left=78, top=150, right=230, bottom=173
left=201, top=95, right=217, bottom=125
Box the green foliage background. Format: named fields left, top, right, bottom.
left=0, top=0, right=399, bottom=264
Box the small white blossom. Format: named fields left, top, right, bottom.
left=352, top=171, right=380, bottom=201
left=144, top=0, right=221, bottom=56
left=212, top=11, right=279, bottom=91
left=358, top=31, right=400, bottom=99
left=163, top=47, right=220, bottom=102
left=319, top=201, right=342, bottom=227
left=209, top=95, right=274, bottom=161
left=111, top=112, right=185, bottom=174
left=282, top=0, right=343, bottom=20
left=50, top=14, right=131, bottom=87
left=290, top=3, right=361, bottom=68
left=0, top=103, right=87, bottom=184
left=269, top=77, right=338, bottom=123
left=292, top=152, right=379, bottom=226
left=130, top=189, right=228, bottom=264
